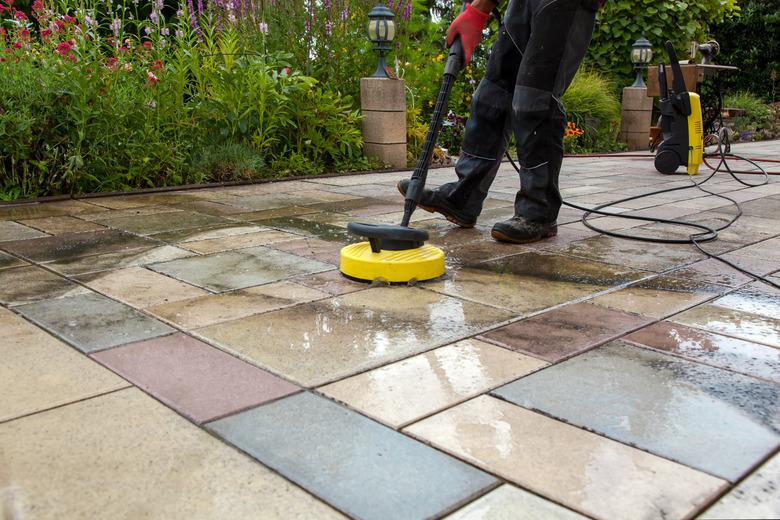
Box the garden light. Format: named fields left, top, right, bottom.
left=630, top=35, right=653, bottom=88
left=367, top=3, right=396, bottom=78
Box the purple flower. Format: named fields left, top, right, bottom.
left=259, top=21, right=269, bottom=34
left=149, top=10, right=158, bottom=24
left=144, top=26, right=152, bottom=34
left=325, top=21, right=332, bottom=36
left=110, top=17, right=121, bottom=37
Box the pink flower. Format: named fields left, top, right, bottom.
left=142, top=40, right=152, bottom=49
left=13, top=40, right=22, bottom=48
left=55, top=39, right=74, bottom=56
left=146, top=70, right=160, bottom=86
left=40, top=28, right=53, bottom=39
left=32, top=0, right=44, bottom=13
left=14, top=9, right=27, bottom=21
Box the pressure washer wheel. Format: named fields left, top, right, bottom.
left=339, top=223, right=445, bottom=283
left=655, top=149, right=681, bottom=175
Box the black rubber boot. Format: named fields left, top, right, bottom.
left=491, top=217, right=558, bottom=244
left=397, top=179, right=477, bottom=228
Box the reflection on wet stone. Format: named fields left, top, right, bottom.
left=258, top=216, right=351, bottom=243
left=493, top=341, right=780, bottom=481
left=1, top=230, right=157, bottom=262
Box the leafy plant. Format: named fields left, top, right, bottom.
left=724, top=90, right=773, bottom=140
left=561, top=68, right=623, bottom=153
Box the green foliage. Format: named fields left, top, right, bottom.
left=0, top=1, right=372, bottom=199
left=724, top=91, right=773, bottom=138
left=711, top=0, right=780, bottom=101
left=562, top=69, right=624, bottom=153
left=587, top=0, right=740, bottom=83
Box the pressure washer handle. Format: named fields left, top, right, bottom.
left=444, top=37, right=466, bottom=76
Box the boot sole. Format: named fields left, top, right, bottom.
left=491, top=227, right=558, bottom=244
left=397, top=183, right=475, bottom=229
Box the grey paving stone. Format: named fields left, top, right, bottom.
left=16, top=292, right=174, bottom=353
left=149, top=246, right=334, bottom=292
left=493, top=341, right=780, bottom=482
left=209, top=392, right=497, bottom=520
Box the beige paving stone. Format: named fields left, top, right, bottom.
left=699, top=452, right=780, bottom=519
left=445, top=484, right=587, bottom=520
left=18, top=215, right=106, bottom=235
left=425, top=252, right=644, bottom=314
left=588, top=276, right=725, bottom=319
left=321, top=339, right=547, bottom=429
left=77, top=267, right=209, bottom=308
left=196, top=287, right=513, bottom=386
left=45, top=245, right=197, bottom=276
left=0, top=307, right=128, bottom=422
left=405, top=396, right=726, bottom=520
left=0, top=200, right=99, bottom=220
left=0, top=251, right=26, bottom=270
left=148, top=281, right=329, bottom=329
left=725, top=237, right=780, bottom=263
left=181, top=229, right=300, bottom=254
left=293, top=269, right=367, bottom=296
left=152, top=224, right=263, bottom=243
left=0, top=220, right=49, bottom=241
left=79, top=204, right=182, bottom=220
left=671, top=304, right=780, bottom=348
left=0, top=388, right=342, bottom=519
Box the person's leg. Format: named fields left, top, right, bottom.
left=492, top=0, right=597, bottom=242
left=400, top=0, right=530, bottom=226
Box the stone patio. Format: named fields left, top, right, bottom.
left=1, top=141, right=778, bottom=519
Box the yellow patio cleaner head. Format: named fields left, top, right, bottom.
left=654, top=41, right=704, bottom=176
left=340, top=31, right=469, bottom=283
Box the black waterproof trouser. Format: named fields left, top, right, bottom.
left=437, top=0, right=598, bottom=224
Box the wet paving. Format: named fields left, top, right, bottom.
left=0, top=140, right=778, bottom=518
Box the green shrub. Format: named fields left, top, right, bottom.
left=724, top=91, right=773, bottom=139
left=587, top=0, right=739, bottom=84
left=711, top=0, right=780, bottom=101
left=561, top=69, right=623, bottom=153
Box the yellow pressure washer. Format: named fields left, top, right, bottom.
left=654, top=41, right=704, bottom=176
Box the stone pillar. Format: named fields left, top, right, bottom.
left=361, top=77, right=407, bottom=168
left=619, top=86, right=654, bottom=151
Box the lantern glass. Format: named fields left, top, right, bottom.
left=630, top=36, right=653, bottom=66
left=367, top=18, right=396, bottom=43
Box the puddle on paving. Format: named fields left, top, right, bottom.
left=671, top=304, right=780, bottom=347
left=195, top=287, right=513, bottom=386
left=624, top=321, right=780, bottom=383
left=44, top=245, right=195, bottom=276
left=710, top=284, right=780, bottom=319
left=493, top=341, right=780, bottom=481
left=257, top=217, right=352, bottom=243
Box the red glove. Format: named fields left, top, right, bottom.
left=446, top=3, right=490, bottom=66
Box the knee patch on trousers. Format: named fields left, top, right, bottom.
left=461, top=79, right=513, bottom=160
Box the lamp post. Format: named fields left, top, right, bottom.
left=367, top=4, right=396, bottom=78
left=630, top=35, right=653, bottom=88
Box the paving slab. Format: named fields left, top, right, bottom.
left=149, top=223, right=265, bottom=243
left=445, top=484, right=587, bottom=520
left=292, top=269, right=367, bottom=296
left=149, top=246, right=334, bottom=292
left=624, top=321, right=780, bottom=383
left=550, top=235, right=705, bottom=272
left=268, top=237, right=343, bottom=265
left=480, top=302, right=653, bottom=362
left=700, top=451, right=780, bottom=519
left=96, top=210, right=232, bottom=235
left=196, top=287, right=513, bottom=386
left=0, top=251, right=26, bottom=270
left=320, top=338, right=546, bottom=428
left=93, top=333, right=300, bottom=423
left=44, top=245, right=196, bottom=276
left=671, top=304, right=780, bottom=348
left=709, top=282, right=780, bottom=319
left=209, top=392, right=497, bottom=520
left=16, top=292, right=175, bottom=353
left=0, top=220, right=49, bottom=241
left=425, top=251, right=645, bottom=314
left=0, top=229, right=156, bottom=262
left=666, top=258, right=776, bottom=288
left=406, top=395, right=726, bottom=520
left=147, top=281, right=329, bottom=329
left=492, top=341, right=780, bottom=481
left=18, top=215, right=106, bottom=235
left=258, top=216, right=351, bottom=243
left=0, top=265, right=89, bottom=305
left=0, top=389, right=342, bottom=519
left=180, top=229, right=299, bottom=254
left=0, top=200, right=98, bottom=220
left=589, top=275, right=727, bottom=319
left=76, top=266, right=208, bottom=308
left=0, top=307, right=128, bottom=422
